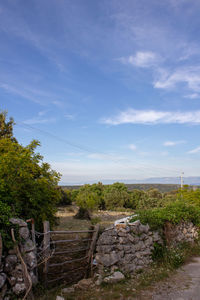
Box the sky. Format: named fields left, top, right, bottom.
left=1, top=0, right=200, bottom=184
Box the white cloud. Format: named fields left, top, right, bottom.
left=120, top=51, right=159, bottom=68
left=129, top=144, right=137, bottom=151
left=163, top=140, right=186, bottom=147
left=154, top=67, right=200, bottom=92
left=188, top=146, right=200, bottom=154
left=102, top=109, right=200, bottom=125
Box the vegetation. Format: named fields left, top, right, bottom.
left=0, top=111, right=61, bottom=247
left=130, top=201, right=200, bottom=230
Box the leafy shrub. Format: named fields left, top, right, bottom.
left=74, top=207, right=91, bottom=220
left=58, top=188, right=72, bottom=206
left=103, top=182, right=130, bottom=210
left=151, top=242, right=166, bottom=260
left=130, top=201, right=200, bottom=230
left=0, top=138, right=61, bottom=239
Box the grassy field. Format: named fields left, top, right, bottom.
left=54, top=205, right=133, bottom=231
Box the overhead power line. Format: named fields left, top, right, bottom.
left=16, top=121, right=182, bottom=176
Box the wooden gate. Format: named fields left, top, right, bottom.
left=41, top=221, right=99, bottom=287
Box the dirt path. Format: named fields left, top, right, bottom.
left=137, top=257, right=200, bottom=300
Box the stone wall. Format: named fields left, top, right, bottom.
left=164, top=221, right=199, bottom=246
left=0, top=218, right=38, bottom=299
left=95, top=220, right=162, bottom=276
left=95, top=219, right=199, bottom=282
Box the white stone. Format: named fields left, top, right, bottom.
left=103, top=271, right=125, bottom=284
left=56, top=296, right=65, bottom=300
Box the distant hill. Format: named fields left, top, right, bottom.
left=125, top=184, right=180, bottom=192
left=61, top=183, right=182, bottom=193
left=60, top=176, right=200, bottom=187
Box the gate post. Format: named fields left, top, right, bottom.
left=87, top=224, right=99, bottom=276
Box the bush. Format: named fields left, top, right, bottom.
left=130, top=201, right=200, bottom=230
left=58, top=188, right=72, bottom=206
left=103, top=182, right=130, bottom=210
left=0, top=138, right=61, bottom=236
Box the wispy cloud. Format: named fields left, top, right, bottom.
left=65, top=113, right=76, bottom=120
left=119, top=51, right=159, bottom=68
left=102, top=109, right=200, bottom=125
left=128, top=144, right=137, bottom=151
left=23, top=117, right=56, bottom=125
left=184, top=93, right=200, bottom=99
left=0, top=81, right=65, bottom=107
left=163, top=140, right=186, bottom=147
left=88, top=152, right=126, bottom=162
left=154, top=67, right=200, bottom=92
left=188, top=146, right=200, bottom=154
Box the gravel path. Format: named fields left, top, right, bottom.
left=137, top=257, right=200, bottom=300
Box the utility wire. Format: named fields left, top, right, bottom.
left=16, top=121, right=182, bottom=176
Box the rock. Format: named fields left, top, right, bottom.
left=138, top=224, right=149, bottom=234
left=12, top=283, right=26, bottom=295
left=103, top=271, right=125, bottom=284
left=118, top=231, right=127, bottom=237
left=130, top=220, right=140, bottom=227
left=95, top=274, right=103, bottom=286
left=96, top=245, right=115, bottom=253
left=127, top=234, right=135, bottom=243
left=74, top=278, right=93, bottom=290
left=19, top=226, right=30, bottom=240
left=0, top=283, right=7, bottom=299
left=97, top=234, right=117, bottom=245
left=119, top=237, right=129, bottom=244
left=152, top=232, right=161, bottom=242
left=30, top=271, right=38, bottom=285
left=0, top=273, right=6, bottom=288
left=62, top=287, right=75, bottom=294
left=4, top=255, right=18, bottom=273
left=9, top=218, right=27, bottom=227
left=123, top=245, right=132, bottom=253
left=97, top=251, right=119, bottom=267
left=56, top=296, right=65, bottom=300
left=9, top=276, right=17, bottom=286
left=21, top=239, right=35, bottom=253
left=24, top=251, right=37, bottom=268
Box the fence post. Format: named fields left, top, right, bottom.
left=87, top=224, right=99, bottom=276
left=43, top=221, right=50, bottom=287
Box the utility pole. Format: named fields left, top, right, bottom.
left=180, top=172, right=184, bottom=189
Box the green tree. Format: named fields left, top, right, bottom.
left=126, top=189, right=146, bottom=209
left=76, top=184, right=101, bottom=210
left=0, top=138, right=61, bottom=232
left=0, top=110, right=16, bottom=141
left=103, top=182, right=130, bottom=210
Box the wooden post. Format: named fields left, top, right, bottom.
left=87, top=224, right=99, bottom=277
left=31, top=219, right=38, bottom=281
left=43, top=221, right=50, bottom=287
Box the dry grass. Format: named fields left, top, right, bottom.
left=54, top=205, right=133, bottom=231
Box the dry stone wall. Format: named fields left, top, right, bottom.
left=95, top=219, right=199, bottom=282
left=0, top=218, right=37, bottom=299
left=96, top=220, right=162, bottom=276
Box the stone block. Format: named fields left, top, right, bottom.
left=103, top=271, right=125, bottom=284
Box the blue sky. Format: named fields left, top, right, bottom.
left=1, top=0, right=200, bottom=184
